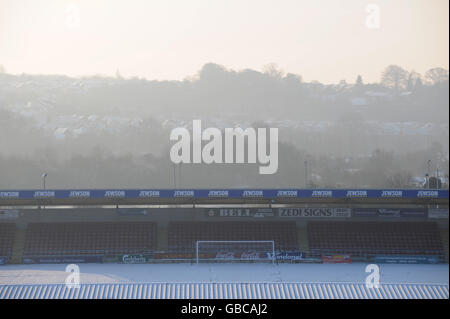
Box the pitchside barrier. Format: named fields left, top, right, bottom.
left=22, top=255, right=104, bottom=264
left=312, top=249, right=445, bottom=264
left=14, top=249, right=446, bottom=265
left=374, top=255, right=440, bottom=264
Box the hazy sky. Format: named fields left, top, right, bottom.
left=0, top=0, right=448, bottom=83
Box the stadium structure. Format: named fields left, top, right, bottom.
left=0, top=188, right=448, bottom=299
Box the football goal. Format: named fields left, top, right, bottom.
left=195, top=240, right=275, bottom=264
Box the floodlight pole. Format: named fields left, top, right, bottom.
left=304, top=160, right=308, bottom=188
left=41, top=172, right=47, bottom=209
left=178, top=163, right=182, bottom=188
left=173, top=163, right=177, bottom=188
left=436, top=167, right=440, bottom=190
left=42, top=173, right=47, bottom=190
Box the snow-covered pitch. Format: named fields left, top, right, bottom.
left=0, top=263, right=448, bottom=285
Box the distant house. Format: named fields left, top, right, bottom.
left=411, top=176, right=427, bottom=188
left=364, top=90, right=393, bottom=103
left=350, top=97, right=368, bottom=106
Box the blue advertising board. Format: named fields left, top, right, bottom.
left=23, top=255, right=103, bottom=264
left=375, top=255, right=439, bottom=264
left=352, top=208, right=428, bottom=218
left=0, top=189, right=447, bottom=201
left=274, top=251, right=304, bottom=261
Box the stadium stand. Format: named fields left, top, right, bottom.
left=307, top=221, right=444, bottom=257
left=0, top=223, right=16, bottom=261
left=168, top=221, right=298, bottom=251
left=23, top=222, right=157, bottom=257
left=1, top=207, right=447, bottom=265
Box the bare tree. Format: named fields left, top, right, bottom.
left=425, top=67, right=449, bottom=85
left=386, top=171, right=414, bottom=188
left=262, top=63, right=285, bottom=79
left=406, top=71, right=422, bottom=91
left=381, top=65, right=409, bottom=91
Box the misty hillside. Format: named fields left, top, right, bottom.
left=0, top=64, right=448, bottom=189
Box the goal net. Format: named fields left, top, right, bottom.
left=195, top=240, right=275, bottom=263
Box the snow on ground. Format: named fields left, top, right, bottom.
left=0, top=263, right=448, bottom=285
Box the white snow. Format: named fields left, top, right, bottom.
left=0, top=263, right=447, bottom=285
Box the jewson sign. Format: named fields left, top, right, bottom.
left=0, top=189, right=448, bottom=200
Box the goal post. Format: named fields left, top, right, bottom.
left=195, top=240, right=275, bottom=264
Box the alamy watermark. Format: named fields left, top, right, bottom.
left=66, top=4, right=81, bottom=31
left=365, top=4, right=380, bottom=29
left=65, top=264, right=80, bottom=289
left=169, top=120, right=279, bottom=174
left=365, top=264, right=380, bottom=289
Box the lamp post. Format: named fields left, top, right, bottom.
left=178, top=162, right=182, bottom=189
left=173, top=163, right=176, bottom=188
left=42, top=172, right=48, bottom=190
left=304, top=160, right=309, bottom=188
left=436, top=166, right=440, bottom=190
left=41, top=172, right=48, bottom=210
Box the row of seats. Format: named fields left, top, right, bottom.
left=22, top=221, right=299, bottom=256
left=1, top=221, right=446, bottom=258
left=24, top=222, right=157, bottom=256
left=0, top=223, right=16, bottom=258
left=308, top=221, right=444, bottom=256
